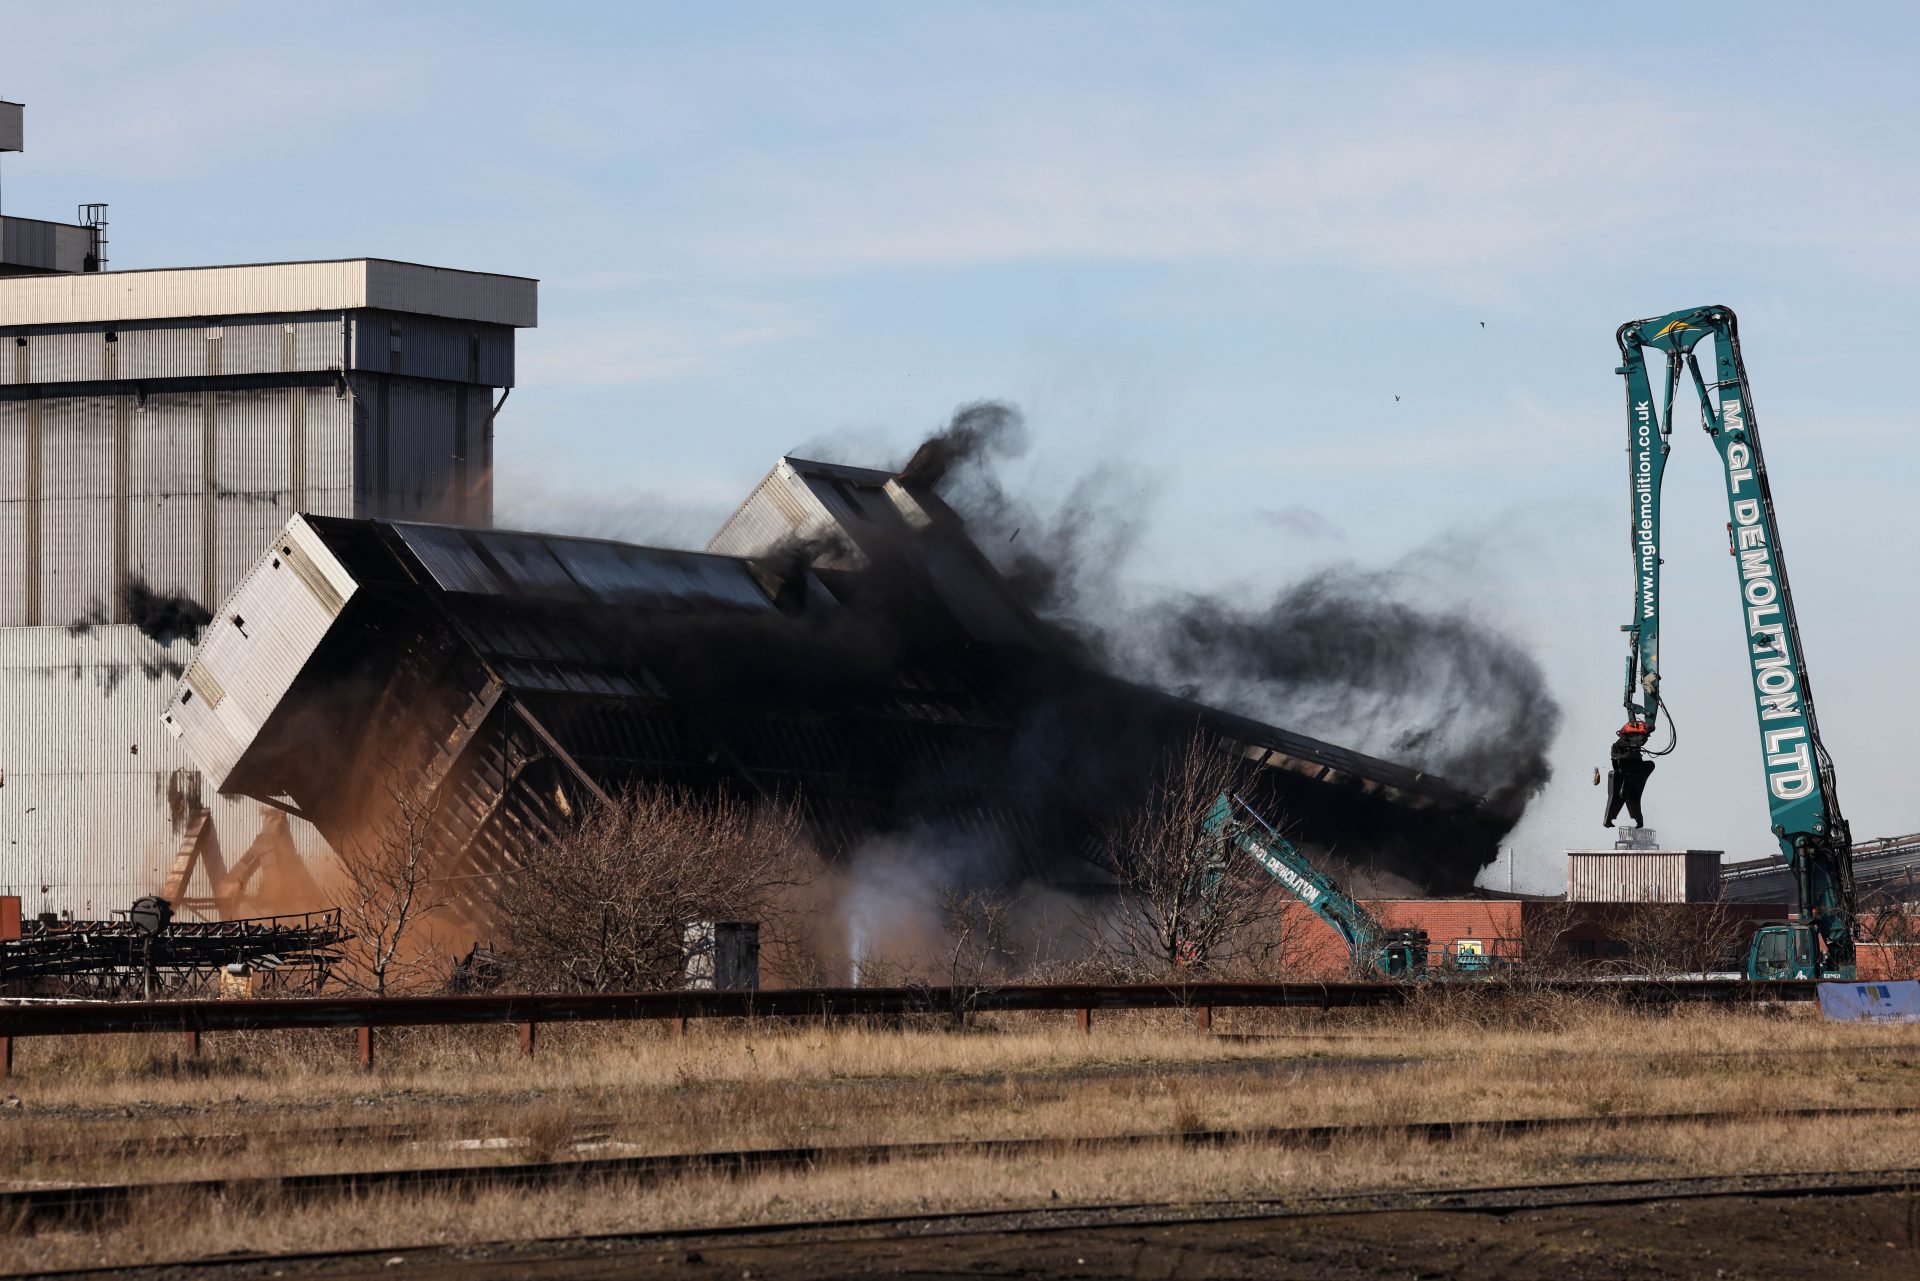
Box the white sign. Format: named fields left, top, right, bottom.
left=1817, top=980, right=1920, bottom=1023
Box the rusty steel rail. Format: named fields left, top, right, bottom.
left=0, top=979, right=1820, bottom=1074
left=1, top=1105, right=1908, bottom=1230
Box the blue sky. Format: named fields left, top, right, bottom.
left=3, top=2, right=1915, bottom=889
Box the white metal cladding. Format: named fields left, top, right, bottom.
left=0, top=260, right=537, bottom=330
left=0, top=384, right=415, bottom=627
left=706, top=459, right=845, bottom=560
left=0, top=623, right=332, bottom=919
left=0, top=316, right=342, bottom=387
left=164, top=516, right=358, bottom=792
left=706, top=458, right=1039, bottom=648
left=1565, top=849, right=1725, bottom=904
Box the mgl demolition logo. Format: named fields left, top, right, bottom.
left=1718, top=398, right=1813, bottom=805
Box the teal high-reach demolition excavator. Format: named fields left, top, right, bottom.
left=1614, top=306, right=1856, bottom=979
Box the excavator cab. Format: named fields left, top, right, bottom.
left=1373, top=927, right=1430, bottom=978
left=1745, top=921, right=1850, bottom=980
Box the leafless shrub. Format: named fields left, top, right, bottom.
left=1509, top=899, right=1587, bottom=983
left=940, top=886, right=1023, bottom=990
left=1089, top=731, right=1299, bottom=979
left=1612, top=901, right=1746, bottom=977
left=1859, top=892, right=1920, bottom=980
left=334, top=782, right=452, bottom=996
left=494, top=786, right=816, bottom=992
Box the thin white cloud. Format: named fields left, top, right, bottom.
left=645, top=62, right=1694, bottom=291
left=519, top=297, right=817, bottom=387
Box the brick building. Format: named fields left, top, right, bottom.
left=1276, top=897, right=1791, bottom=979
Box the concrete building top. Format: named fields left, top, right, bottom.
left=0, top=258, right=538, bottom=328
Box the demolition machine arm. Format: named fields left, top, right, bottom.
left=1614, top=305, right=1855, bottom=976
left=1198, top=794, right=1427, bottom=978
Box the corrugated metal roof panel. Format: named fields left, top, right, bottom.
left=386, top=524, right=501, bottom=595
left=393, top=523, right=774, bottom=613
left=551, top=540, right=772, bottom=611
left=472, top=530, right=580, bottom=597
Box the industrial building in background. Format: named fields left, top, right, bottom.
left=0, top=99, right=536, bottom=916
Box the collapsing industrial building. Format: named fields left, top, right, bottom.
left=163, top=454, right=1518, bottom=920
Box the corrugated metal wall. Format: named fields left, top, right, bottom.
left=0, top=217, right=92, bottom=275
left=0, top=624, right=330, bottom=918
left=0, top=315, right=344, bottom=386
left=707, top=462, right=840, bottom=559
left=1566, top=850, right=1723, bottom=903
left=349, top=311, right=514, bottom=386
left=0, top=388, right=360, bottom=626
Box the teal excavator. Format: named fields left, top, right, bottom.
left=1192, top=794, right=1431, bottom=978
left=1612, top=306, right=1856, bottom=980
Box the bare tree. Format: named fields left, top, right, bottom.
left=940, top=885, right=1022, bottom=989
left=335, top=782, right=452, bottom=996
left=1612, top=901, right=1746, bottom=977
left=1510, top=899, right=1586, bottom=981
left=1092, top=731, right=1298, bottom=978
left=1858, top=892, right=1920, bottom=980
left=497, top=785, right=815, bottom=992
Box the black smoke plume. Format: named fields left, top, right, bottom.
left=1140, top=572, right=1559, bottom=811
left=122, top=577, right=213, bottom=647
left=903, top=400, right=1561, bottom=851
left=897, top=400, right=1029, bottom=490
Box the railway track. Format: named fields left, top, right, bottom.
left=12, top=1036, right=1917, bottom=1167
left=17, top=1165, right=1920, bottom=1279
left=4, top=1104, right=1915, bottom=1229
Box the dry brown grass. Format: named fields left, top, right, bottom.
left=2, top=1001, right=1918, bottom=1274
left=9, top=1111, right=1920, bottom=1275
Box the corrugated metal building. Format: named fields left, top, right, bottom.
left=1565, top=848, right=1724, bottom=904
left=1, top=247, right=536, bottom=917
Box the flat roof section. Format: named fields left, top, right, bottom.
left=0, top=258, right=537, bottom=328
